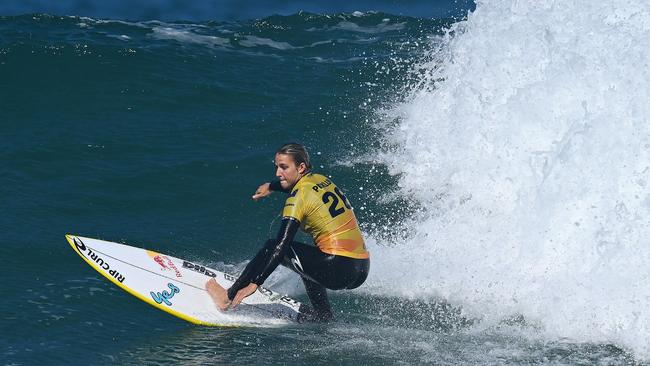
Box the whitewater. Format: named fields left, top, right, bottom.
left=365, top=0, right=650, bottom=359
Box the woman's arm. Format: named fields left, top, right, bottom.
left=227, top=217, right=300, bottom=308
left=251, top=180, right=289, bottom=201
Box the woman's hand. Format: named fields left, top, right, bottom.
left=205, top=278, right=231, bottom=311
left=252, top=183, right=272, bottom=201
left=230, top=283, right=258, bottom=309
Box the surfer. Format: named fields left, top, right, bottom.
left=206, top=143, right=369, bottom=322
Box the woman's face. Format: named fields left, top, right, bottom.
left=275, top=153, right=306, bottom=190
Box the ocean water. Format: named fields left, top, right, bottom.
left=0, top=0, right=475, bottom=21
left=2, top=1, right=650, bottom=365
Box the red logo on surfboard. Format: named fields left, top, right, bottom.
left=149, top=253, right=182, bottom=278
left=154, top=255, right=170, bottom=270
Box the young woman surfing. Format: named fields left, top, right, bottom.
left=206, top=143, right=369, bottom=322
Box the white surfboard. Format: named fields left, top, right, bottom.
left=66, top=234, right=304, bottom=327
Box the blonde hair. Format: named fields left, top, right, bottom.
left=276, top=143, right=311, bottom=171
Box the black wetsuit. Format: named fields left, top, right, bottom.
left=227, top=178, right=370, bottom=322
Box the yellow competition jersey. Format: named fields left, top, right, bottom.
left=282, top=173, right=369, bottom=259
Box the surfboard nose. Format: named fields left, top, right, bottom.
left=65, top=234, right=76, bottom=244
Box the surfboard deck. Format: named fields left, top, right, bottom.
left=66, top=234, right=304, bottom=327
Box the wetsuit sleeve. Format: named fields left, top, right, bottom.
left=227, top=217, right=300, bottom=300
left=269, top=180, right=290, bottom=193
left=250, top=217, right=300, bottom=285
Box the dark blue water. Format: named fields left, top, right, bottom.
left=1, top=5, right=646, bottom=366
left=0, top=0, right=475, bottom=21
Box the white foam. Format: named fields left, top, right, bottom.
left=335, top=21, right=406, bottom=34
left=238, top=35, right=296, bottom=50
left=75, top=16, right=151, bottom=29
left=106, top=34, right=131, bottom=41
left=150, top=27, right=230, bottom=47
left=368, top=0, right=650, bottom=359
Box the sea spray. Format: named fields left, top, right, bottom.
left=367, top=0, right=650, bottom=359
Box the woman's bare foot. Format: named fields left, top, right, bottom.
left=205, top=278, right=231, bottom=311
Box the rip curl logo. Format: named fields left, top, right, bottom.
left=72, top=237, right=87, bottom=253
left=150, top=283, right=180, bottom=306
left=290, top=247, right=304, bottom=273
left=72, top=237, right=125, bottom=283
